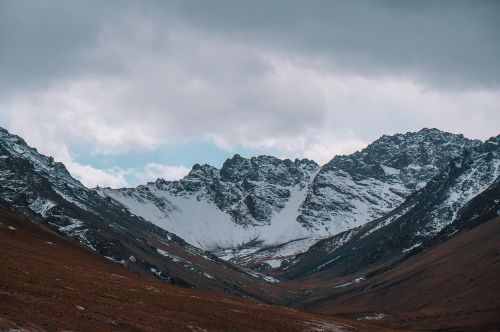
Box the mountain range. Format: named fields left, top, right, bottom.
left=1, top=126, right=499, bottom=330
left=98, top=129, right=479, bottom=250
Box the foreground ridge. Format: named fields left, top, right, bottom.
left=0, top=206, right=381, bottom=331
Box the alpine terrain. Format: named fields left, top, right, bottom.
left=1, top=126, right=499, bottom=331
left=97, top=128, right=482, bottom=268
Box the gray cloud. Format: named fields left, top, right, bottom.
left=1, top=0, right=499, bottom=93
left=162, top=0, right=500, bottom=90
left=0, top=0, right=499, bottom=187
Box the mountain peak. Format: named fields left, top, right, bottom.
left=0, top=127, right=29, bottom=148
left=418, top=127, right=444, bottom=134
left=298, top=128, right=484, bottom=234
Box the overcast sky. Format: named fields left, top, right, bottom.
left=0, top=0, right=499, bottom=187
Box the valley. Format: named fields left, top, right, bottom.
left=0, top=127, right=499, bottom=331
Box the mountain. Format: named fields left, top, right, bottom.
left=268, top=135, right=500, bottom=330
left=1, top=126, right=499, bottom=331
left=98, top=155, right=320, bottom=249
left=0, top=127, right=285, bottom=299
left=297, top=128, right=481, bottom=233
left=280, top=135, right=499, bottom=280
left=98, top=128, right=479, bottom=256
left=288, top=216, right=500, bottom=331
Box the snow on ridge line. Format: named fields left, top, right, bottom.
left=94, top=132, right=487, bottom=254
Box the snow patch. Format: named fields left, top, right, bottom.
left=314, top=256, right=341, bottom=272
left=381, top=164, right=400, bottom=176
left=202, top=272, right=215, bottom=280
left=105, top=256, right=126, bottom=264
left=264, top=259, right=282, bottom=268
left=101, top=184, right=318, bottom=250
left=150, top=268, right=162, bottom=277
left=357, top=313, right=386, bottom=321
left=28, top=197, right=55, bottom=217
left=402, top=242, right=422, bottom=254
left=157, top=248, right=181, bottom=262
left=334, top=277, right=365, bottom=288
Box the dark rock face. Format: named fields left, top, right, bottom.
left=0, top=128, right=179, bottom=263
left=297, top=128, right=481, bottom=233
left=97, top=128, right=484, bottom=251
left=150, top=154, right=320, bottom=226
left=281, top=135, right=499, bottom=280
left=0, top=127, right=282, bottom=296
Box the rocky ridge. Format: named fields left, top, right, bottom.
left=280, top=134, right=499, bottom=280
left=99, top=128, right=479, bottom=254
left=0, top=127, right=284, bottom=297
left=297, top=128, right=481, bottom=234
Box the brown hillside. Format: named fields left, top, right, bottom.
left=292, top=218, right=500, bottom=331
left=0, top=206, right=388, bottom=332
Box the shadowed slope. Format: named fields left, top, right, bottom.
left=0, top=206, right=386, bottom=332
left=290, top=217, right=500, bottom=331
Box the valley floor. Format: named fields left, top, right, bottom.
left=2, top=204, right=499, bottom=331
left=0, top=207, right=388, bottom=332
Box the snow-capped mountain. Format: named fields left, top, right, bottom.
left=0, top=127, right=284, bottom=296
left=99, top=128, right=479, bottom=252
left=98, top=156, right=320, bottom=249
left=2, top=125, right=498, bottom=307
left=2, top=126, right=497, bottom=331
left=297, top=128, right=481, bottom=234
left=281, top=135, right=500, bottom=280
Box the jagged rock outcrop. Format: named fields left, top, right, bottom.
left=280, top=135, right=499, bottom=280
left=297, top=128, right=481, bottom=234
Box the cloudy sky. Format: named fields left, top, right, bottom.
left=0, top=0, right=499, bottom=187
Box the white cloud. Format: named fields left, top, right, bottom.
left=66, top=161, right=128, bottom=188
left=300, top=133, right=368, bottom=164
left=1, top=18, right=499, bottom=188
left=0, top=115, right=187, bottom=188
left=129, top=163, right=190, bottom=183
left=65, top=161, right=189, bottom=189
left=3, top=38, right=499, bottom=155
